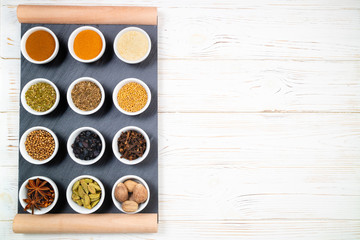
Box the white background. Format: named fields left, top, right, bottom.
left=1, top=0, right=360, bottom=239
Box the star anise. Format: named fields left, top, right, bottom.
left=26, top=178, right=51, bottom=200
left=23, top=194, right=41, bottom=215
left=23, top=178, right=55, bottom=214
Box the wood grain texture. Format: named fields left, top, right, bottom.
left=1, top=113, right=359, bottom=222
left=2, top=5, right=360, bottom=60
left=2, top=59, right=360, bottom=113
left=1, top=0, right=360, bottom=239
left=1, top=220, right=360, bottom=239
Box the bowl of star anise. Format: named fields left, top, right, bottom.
left=19, top=176, right=58, bottom=215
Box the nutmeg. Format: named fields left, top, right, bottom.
left=122, top=200, right=138, bottom=212
left=132, top=183, right=148, bottom=203
left=114, top=182, right=128, bottom=203
left=124, top=180, right=138, bottom=192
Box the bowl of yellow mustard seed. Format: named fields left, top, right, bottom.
left=113, top=78, right=151, bottom=116
left=21, top=78, right=60, bottom=116
left=67, top=77, right=105, bottom=115
left=19, top=126, right=59, bottom=165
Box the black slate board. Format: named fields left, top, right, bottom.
left=18, top=24, right=158, bottom=214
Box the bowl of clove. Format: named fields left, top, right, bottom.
left=66, top=175, right=105, bottom=214
left=112, top=126, right=150, bottom=165
left=19, top=176, right=59, bottom=215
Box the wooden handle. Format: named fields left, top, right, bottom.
left=13, top=213, right=158, bottom=233
left=17, top=5, right=157, bottom=25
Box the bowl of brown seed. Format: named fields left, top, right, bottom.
left=21, top=78, right=60, bottom=116
left=112, top=126, right=150, bottom=165
left=19, top=176, right=59, bottom=215
left=66, top=175, right=105, bottom=214
left=19, top=126, right=59, bottom=165
left=67, top=77, right=105, bottom=115
left=112, top=78, right=151, bottom=116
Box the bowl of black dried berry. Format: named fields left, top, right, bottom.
left=67, top=127, right=105, bottom=165
left=112, top=126, right=150, bottom=165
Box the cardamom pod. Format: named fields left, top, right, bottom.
left=84, top=178, right=93, bottom=183
left=72, top=193, right=80, bottom=200
left=84, top=194, right=90, bottom=206
left=71, top=178, right=102, bottom=210
left=72, top=181, right=80, bottom=191
left=78, top=185, right=85, bottom=198
left=91, top=199, right=100, bottom=208
left=89, top=193, right=100, bottom=200
left=88, top=183, right=96, bottom=194
left=80, top=180, right=89, bottom=194
left=76, top=199, right=83, bottom=206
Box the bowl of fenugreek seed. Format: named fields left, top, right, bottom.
left=66, top=175, right=105, bottom=214
left=19, top=126, right=59, bottom=165
left=67, top=77, right=105, bottom=115
left=112, top=78, right=151, bottom=116
left=21, top=78, right=60, bottom=115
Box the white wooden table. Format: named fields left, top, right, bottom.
left=1, top=0, right=360, bottom=239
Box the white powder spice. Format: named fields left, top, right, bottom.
left=116, top=31, right=149, bottom=61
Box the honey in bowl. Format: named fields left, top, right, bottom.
left=116, top=30, right=149, bottom=62
left=25, top=30, right=55, bottom=61
left=74, top=30, right=103, bottom=60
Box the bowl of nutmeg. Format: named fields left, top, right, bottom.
left=112, top=175, right=150, bottom=214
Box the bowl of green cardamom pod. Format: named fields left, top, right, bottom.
left=66, top=175, right=105, bottom=214
left=21, top=78, right=60, bottom=116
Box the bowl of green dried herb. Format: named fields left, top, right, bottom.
left=112, top=126, right=150, bottom=165
left=67, top=77, right=105, bottom=115
left=21, top=78, right=60, bottom=115
left=19, top=126, right=59, bottom=165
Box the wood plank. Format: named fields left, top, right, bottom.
left=2, top=59, right=360, bottom=113
left=3, top=0, right=360, bottom=9
left=1, top=220, right=360, bottom=239
left=3, top=112, right=360, bottom=168
left=2, top=5, right=360, bottom=60
left=1, top=113, right=359, bottom=221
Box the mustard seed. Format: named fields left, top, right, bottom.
left=117, top=82, right=147, bottom=112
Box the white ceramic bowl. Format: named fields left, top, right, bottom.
left=113, top=27, right=151, bottom=64
left=19, top=176, right=59, bottom=215
left=20, top=26, right=59, bottom=64
left=112, top=78, right=151, bottom=116
left=21, top=78, right=60, bottom=116
left=112, top=126, right=150, bottom=165
left=19, top=126, right=59, bottom=165
left=68, top=26, right=106, bottom=63
left=67, top=127, right=105, bottom=165
left=67, top=77, right=105, bottom=115
left=66, top=175, right=105, bottom=214
left=112, top=175, right=150, bottom=214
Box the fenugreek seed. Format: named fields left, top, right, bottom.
left=25, top=130, right=55, bottom=160
left=117, top=82, right=147, bottom=112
